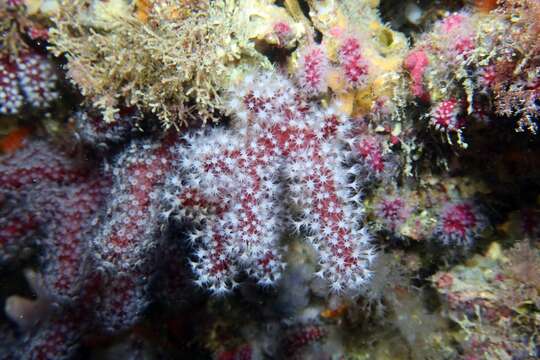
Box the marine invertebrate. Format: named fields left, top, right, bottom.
left=296, top=45, right=329, bottom=96
left=92, top=137, right=176, bottom=331
left=375, top=196, right=411, bottom=233
left=14, top=51, right=59, bottom=109
left=48, top=0, right=303, bottom=126
left=0, top=56, right=23, bottom=115
left=281, top=324, right=327, bottom=358
left=430, top=98, right=463, bottom=132
left=0, top=140, right=88, bottom=193
left=0, top=202, right=37, bottom=265
left=164, top=70, right=376, bottom=295
left=406, top=4, right=539, bottom=142
left=0, top=137, right=184, bottom=355
left=434, top=201, right=486, bottom=247
left=304, top=0, right=409, bottom=116
left=489, top=0, right=540, bottom=133
left=354, top=135, right=393, bottom=178
left=338, top=35, right=370, bottom=89
left=2, top=1, right=540, bottom=359
left=0, top=140, right=110, bottom=300
left=1, top=1, right=59, bottom=111
left=5, top=269, right=93, bottom=360
left=404, top=11, right=479, bottom=145
left=33, top=176, right=111, bottom=302
left=0, top=50, right=59, bottom=115
left=20, top=311, right=84, bottom=360
left=404, top=49, right=429, bottom=101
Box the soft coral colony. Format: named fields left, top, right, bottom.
left=0, top=0, right=539, bottom=359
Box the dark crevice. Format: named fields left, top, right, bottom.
left=297, top=0, right=311, bottom=20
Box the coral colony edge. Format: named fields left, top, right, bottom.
left=0, top=0, right=539, bottom=359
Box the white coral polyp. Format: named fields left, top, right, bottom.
left=164, top=70, right=376, bottom=296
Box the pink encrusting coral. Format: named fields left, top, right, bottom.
left=92, top=138, right=176, bottom=331
left=31, top=176, right=111, bottom=302
left=15, top=51, right=59, bottom=109
left=281, top=324, right=328, bottom=358
left=297, top=46, right=329, bottom=95
left=0, top=50, right=59, bottom=115
left=430, top=98, right=463, bottom=132
left=434, top=202, right=487, bottom=247
left=20, top=313, right=84, bottom=360
left=338, top=36, right=370, bottom=89
left=0, top=206, right=38, bottom=264
left=375, top=196, right=411, bottom=233
left=164, top=71, right=375, bottom=295
left=0, top=56, right=24, bottom=114
left=404, top=49, right=430, bottom=101
left=354, top=136, right=388, bottom=177
left=0, top=140, right=89, bottom=191
left=0, top=141, right=93, bottom=269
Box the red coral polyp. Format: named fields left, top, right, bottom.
left=0, top=50, right=59, bottom=115
left=338, top=37, right=369, bottom=89
left=430, top=98, right=463, bottom=132
left=297, top=46, right=329, bottom=96
left=435, top=202, right=486, bottom=247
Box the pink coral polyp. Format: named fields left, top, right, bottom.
left=435, top=202, right=486, bottom=246
left=297, top=46, right=329, bottom=95
left=430, top=98, right=462, bottom=131
left=338, top=37, right=369, bottom=89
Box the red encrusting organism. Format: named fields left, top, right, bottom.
left=355, top=136, right=387, bottom=176
left=92, top=138, right=176, bottom=331
left=375, top=196, right=411, bottom=233
left=430, top=98, right=463, bottom=132
left=32, top=176, right=111, bottom=302
left=0, top=50, right=59, bottom=115
left=282, top=324, right=327, bottom=358
left=297, top=45, right=329, bottom=96
left=404, top=49, right=430, bottom=101
left=20, top=312, right=84, bottom=360
left=0, top=55, right=24, bottom=115
left=0, top=141, right=93, bottom=268
left=477, top=65, right=497, bottom=91
left=338, top=36, right=369, bottom=89
left=0, top=207, right=38, bottom=264
left=272, top=21, right=293, bottom=46
left=435, top=202, right=486, bottom=247
left=164, top=71, right=376, bottom=296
